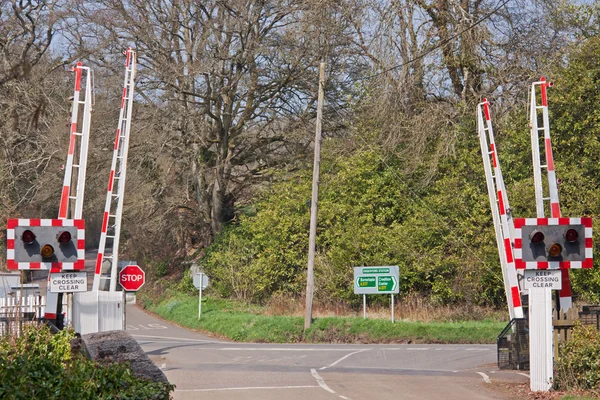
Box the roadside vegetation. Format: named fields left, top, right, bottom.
left=0, top=326, right=173, bottom=400
left=138, top=293, right=506, bottom=344
left=555, top=325, right=600, bottom=395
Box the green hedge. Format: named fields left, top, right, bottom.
left=555, top=325, right=600, bottom=392
left=0, top=325, right=174, bottom=400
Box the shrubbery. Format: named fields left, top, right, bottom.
left=554, top=324, right=600, bottom=392
left=0, top=325, right=173, bottom=399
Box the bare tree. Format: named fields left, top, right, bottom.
left=0, top=0, right=61, bottom=87
left=69, top=0, right=356, bottom=240
left=0, top=0, right=74, bottom=222
left=342, top=0, right=578, bottom=179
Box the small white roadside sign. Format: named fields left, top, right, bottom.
left=523, top=270, right=562, bottom=290
left=194, top=272, right=209, bottom=319
left=50, top=271, right=88, bottom=293
left=193, top=273, right=209, bottom=290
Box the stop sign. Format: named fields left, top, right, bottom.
left=119, top=265, right=145, bottom=291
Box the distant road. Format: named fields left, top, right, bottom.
left=127, top=305, right=528, bottom=400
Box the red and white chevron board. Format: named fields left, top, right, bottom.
left=514, top=217, right=593, bottom=269
left=6, top=218, right=85, bottom=271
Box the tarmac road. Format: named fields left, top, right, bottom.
left=26, top=253, right=529, bottom=399
left=126, top=304, right=528, bottom=400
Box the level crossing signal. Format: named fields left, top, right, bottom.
left=6, top=219, right=85, bottom=270
left=514, top=218, right=593, bottom=269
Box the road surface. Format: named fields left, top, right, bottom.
left=28, top=254, right=529, bottom=399
left=126, top=304, right=528, bottom=400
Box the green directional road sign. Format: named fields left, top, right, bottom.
left=356, top=276, right=376, bottom=288
left=354, top=266, right=399, bottom=294
left=377, top=276, right=397, bottom=292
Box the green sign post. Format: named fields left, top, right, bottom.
left=353, top=266, right=400, bottom=323
left=353, top=266, right=399, bottom=294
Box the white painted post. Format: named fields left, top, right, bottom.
left=363, top=294, right=366, bottom=319
left=529, top=288, right=553, bottom=391
left=198, top=273, right=203, bottom=319
left=67, top=293, right=73, bottom=328
left=391, top=295, right=395, bottom=323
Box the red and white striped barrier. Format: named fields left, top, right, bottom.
left=478, top=99, right=523, bottom=319
left=93, top=48, right=136, bottom=291
left=530, top=77, right=574, bottom=307
left=59, top=62, right=83, bottom=219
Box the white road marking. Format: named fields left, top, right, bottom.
left=311, top=368, right=336, bottom=394
left=320, top=349, right=370, bottom=370
left=518, top=372, right=530, bottom=378
left=176, top=385, right=320, bottom=392
left=219, top=347, right=364, bottom=351
left=477, top=372, right=491, bottom=383
left=383, top=347, right=491, bottom=352
left=312, top=369, right=352, bottom=400
left=333, top=365, right=460, bottom=373
left=216, top=346, right=491, bottom=352
left=130, top=334, right=220, bottom=343
left=126, top=323, right=168, bottom=330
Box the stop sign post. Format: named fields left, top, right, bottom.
left=119, top=265, right=145, bottom=291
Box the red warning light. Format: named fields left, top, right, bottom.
left=530, top=230, right=545, bottom=244
left=22, top=230, right=36, bottom=245
left=57, top=231, right=72, bottom=244
left=565, top=229, right=579, bottom=243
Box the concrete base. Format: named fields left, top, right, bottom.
left=80, top=330, right=169, bottom=384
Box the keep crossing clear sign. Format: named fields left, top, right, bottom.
left=354, top=266, right=399, bottom=294
left=50, top=271, right=87, bottom=293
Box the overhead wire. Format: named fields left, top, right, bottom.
left=350, top=0, right=513, bottom=83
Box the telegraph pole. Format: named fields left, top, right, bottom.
left=304, top=62, right=325, bottom=330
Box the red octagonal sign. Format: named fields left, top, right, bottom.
left=119, top=265, right=145, bottom=291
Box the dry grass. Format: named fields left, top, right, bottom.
left=264, top=292, right=505, bottom=322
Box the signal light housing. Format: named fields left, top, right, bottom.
left=6, top=219, right=85, bottom=270
left=514, top=218, right=593, bottom=269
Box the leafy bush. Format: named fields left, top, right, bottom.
left=197, top=36, right=600, bottom=310
left=0, top=325, right=174, bottom=399
left=202, top=147, right=506, bottom=308
left=555, top=325, right=600, bottom=391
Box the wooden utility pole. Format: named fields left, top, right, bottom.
left=304, top=62, right=326, bottom=330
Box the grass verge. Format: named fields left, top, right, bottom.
left=145, top=294, right=506, bottom=344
